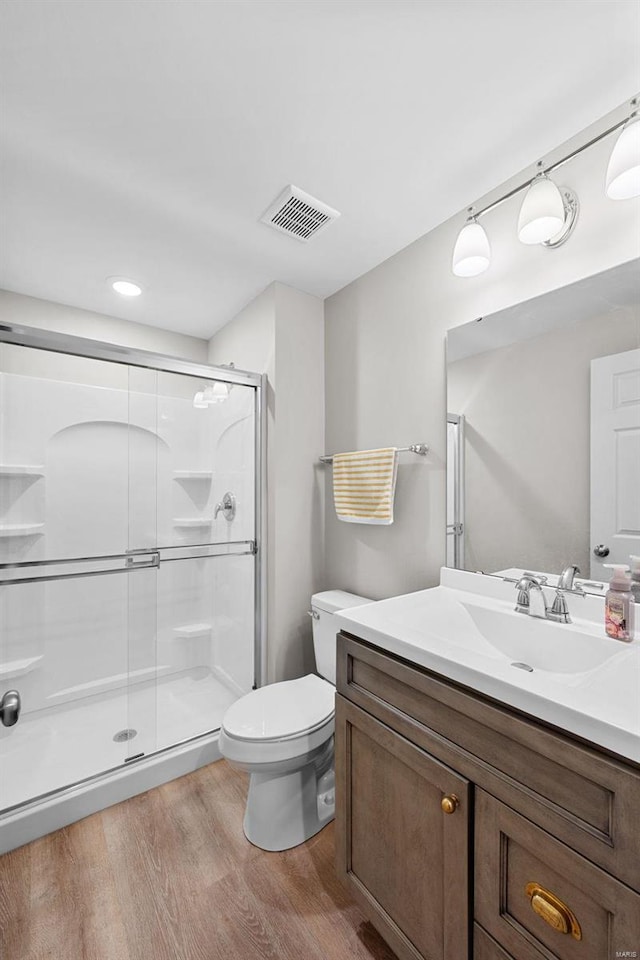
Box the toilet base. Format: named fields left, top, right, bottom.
left=243, top=742, right=335, bottom=851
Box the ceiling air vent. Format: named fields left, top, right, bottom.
left=260, top=185, right=340, bottom=242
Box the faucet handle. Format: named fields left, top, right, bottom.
left=549, top=579, right=584, bottom=623
left=549, top=590, right=571, bottom=623
left=516, top=573, right=542, bottom=592
left=523, top=572, right=548, bottom=585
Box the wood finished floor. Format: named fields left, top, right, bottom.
left=0, top=760, right=398, bottom=960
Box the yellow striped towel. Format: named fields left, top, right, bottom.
left=333, top=447, right=398, bottom=524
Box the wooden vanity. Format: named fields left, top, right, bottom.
left=335, top=631, right=640, bottom=960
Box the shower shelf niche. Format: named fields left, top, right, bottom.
left=0, top=465, right=44, bottom=478
left=47, top=664, right=174, bottom=703
left=0, top=656, right=44, bottom=681
left=173, top=518, right=212, bottom=528
left=172, top=623, right=212, bottom=641
left=173, top=471, right=213, bottom=481
left=0, top=523, right=44, bottom=537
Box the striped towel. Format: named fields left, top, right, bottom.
left=333, top=448, right=398, bottom=524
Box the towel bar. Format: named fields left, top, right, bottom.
left=319, top=443, right=428, bottom=464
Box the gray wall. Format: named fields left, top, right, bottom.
left=209, top=283, right=325, bottom=683
left=324, top=124, right=640, bottom=600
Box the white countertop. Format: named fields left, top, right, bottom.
left=334, top=568, right=640, bottom=763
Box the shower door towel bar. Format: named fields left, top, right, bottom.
left=0, top=551, right=161, bottom=586
left=0, top=541, right=257, bottom=586
left=319, top=443, right=429, bottom=464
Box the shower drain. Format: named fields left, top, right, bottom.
left=113, top=728, right=138, bottom=743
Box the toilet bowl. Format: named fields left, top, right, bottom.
left=219, top=590, right=371, bottom=851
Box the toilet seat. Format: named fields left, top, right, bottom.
left=219, top=675, right=335, bottom=766
left=222, top=674, right=335, bottom=742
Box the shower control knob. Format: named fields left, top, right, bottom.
left=214, top=492, right=236, bottom=522
left=593, top=545, right=610, bottom=558
left=0, top=689, right=21, bottom=727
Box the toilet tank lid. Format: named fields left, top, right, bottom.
left=311, top=590, right=372, bottom=614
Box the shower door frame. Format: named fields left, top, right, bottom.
left=0, top=322, right=267, bottom=814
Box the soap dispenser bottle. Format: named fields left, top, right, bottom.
left=629, top=556, right=640, bottom=603
left=603, top=565, right=634, bottom=642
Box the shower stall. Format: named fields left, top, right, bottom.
left=0, top=325, right=265, bottom=853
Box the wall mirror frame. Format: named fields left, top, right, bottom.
left=446, top=257, right=640, bottom=595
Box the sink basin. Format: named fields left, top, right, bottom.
left=461, top=602, right=622, bottom=674
left=334, top=569, right=640, bottom=761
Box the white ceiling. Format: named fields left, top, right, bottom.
left=1, top=0, right=638, bottom=339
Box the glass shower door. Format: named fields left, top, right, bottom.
left=0, top=343, right=159, bottom=809
left=0, top=337, right=259, bottom=814
left=150, top=369, right=256, bottom=752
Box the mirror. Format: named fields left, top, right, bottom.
left=446, top=258, right=640, bottom=591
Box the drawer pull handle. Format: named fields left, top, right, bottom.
left=441, top=794, right=459, bottom=815
left=525, top=883, right=582, bottom=941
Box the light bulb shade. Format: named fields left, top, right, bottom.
left=209, top=381, right=230, bottom=403
left=606, top=117, right=640, bottom=199
left=452, top=221, right=491, bottom=277
left=194, top=381, right=230, bottom=407
left=518, top=175, right=565, bottom=244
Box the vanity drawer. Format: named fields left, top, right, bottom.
left=475, top=789, right=640, bottom=960
left=337, top=632, right=640, bottom=891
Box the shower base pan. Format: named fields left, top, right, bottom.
left=0, top=669, right=238, bottom=854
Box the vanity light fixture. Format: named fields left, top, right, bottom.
left=606, top=102, right=640, bottom=199
left=451, top=94, right=639, bottom=277
left=109, top=277, right=143, bottom=297
left=452, top=210, right=491, bottom=276
left=517, top=165, right=578, bottom=247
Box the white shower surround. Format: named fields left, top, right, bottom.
left=0, top=340, right=262, bottom=852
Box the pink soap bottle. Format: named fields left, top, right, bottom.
left=603, top=565, right=634, bottom=642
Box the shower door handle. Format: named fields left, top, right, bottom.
left=0, top=689, right=21, bottom=727
left=125, top=551, right=161, bottom=569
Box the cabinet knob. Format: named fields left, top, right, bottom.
left=525, top=883, right=582, bottom=941
left=441, top=794, right=459, bottom=815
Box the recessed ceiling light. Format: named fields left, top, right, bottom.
left=108, top=277, right=143, bottom=297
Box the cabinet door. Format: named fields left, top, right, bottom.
left=335, top=695, right=470, bottom=960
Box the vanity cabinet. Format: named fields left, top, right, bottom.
left=336, top=697, right=470, bottom=960
left=335, top=632, right=640, bottom=960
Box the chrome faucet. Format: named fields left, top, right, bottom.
left=515, top=574, right=550, bottom=619
left=514, top=566, right=585, bottom=623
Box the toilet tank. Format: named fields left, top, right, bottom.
left=311, top=590, right=372, bottom=684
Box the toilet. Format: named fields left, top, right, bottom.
left=219, top=590, right=371, bottom=851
